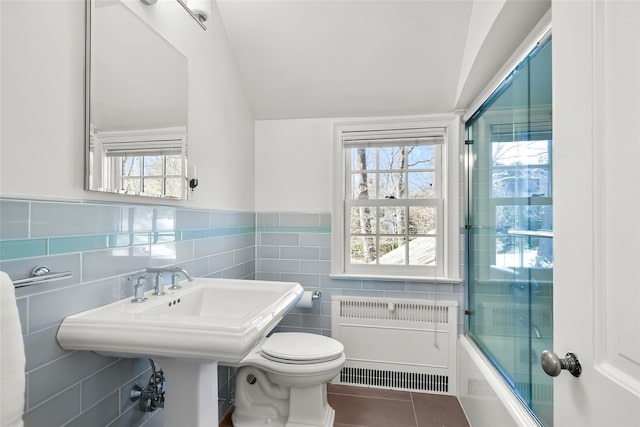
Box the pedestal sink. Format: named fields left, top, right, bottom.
left=57, top=278, right=304, bottom=426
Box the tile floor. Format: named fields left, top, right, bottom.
left=220, top=383, right=470, bottom=427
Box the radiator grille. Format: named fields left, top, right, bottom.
left=339, top=298, right=450, bottom=324
left=340, top=367, right=449, bottom=393
left=332, top=296, right=458, bottom=395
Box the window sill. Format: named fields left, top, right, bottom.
left=329, top=273, right=462, bottom=284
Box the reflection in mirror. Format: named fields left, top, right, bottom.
left=86, top=0, right=189, bottom=199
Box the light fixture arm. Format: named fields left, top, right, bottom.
left=141, top=0, right=207, bottom=31
left=176, top=0, right=207, bottom=31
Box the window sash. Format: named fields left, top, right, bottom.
left=344, top=199, right=444, bottom=276
left=109, top=154, right=182, bottom=197
left=347, top=144, right=443, bottom=200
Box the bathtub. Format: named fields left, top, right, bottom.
left=457, top=335, right=550, bottom=427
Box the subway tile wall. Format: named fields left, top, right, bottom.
left=0, top=198, right=464, bottom=427
left=255, top=212, right=465, bottom=337
left=0, top=198, right=255, bottom=427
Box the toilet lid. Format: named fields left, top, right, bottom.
left=261, top=333, right=344, bottom=364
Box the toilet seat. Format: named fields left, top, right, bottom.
left=260, top=332, right=344, bottom=365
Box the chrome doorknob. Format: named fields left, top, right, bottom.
left=541, top=350, right=582, bottom=377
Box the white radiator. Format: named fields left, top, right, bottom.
left=331, top=296, right=458, bottom=395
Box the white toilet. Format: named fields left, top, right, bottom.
left=232, top=332, right=345, bottom=427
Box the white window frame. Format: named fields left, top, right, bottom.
left=332, top=115, right=461, bottom=282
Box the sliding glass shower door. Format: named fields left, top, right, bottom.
left=465, top=37, right=553, bottom=426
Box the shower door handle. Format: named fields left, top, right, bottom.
left=540, top=350, right=582, bottom=377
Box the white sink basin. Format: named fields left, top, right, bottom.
left=57, top=278, right=304, bottom=364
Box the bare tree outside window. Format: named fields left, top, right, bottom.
left=119, top=154, right=183, bottom=198
left=349, top=144, right=438, bottom=266
left=491, top=139, right=552, bottom=268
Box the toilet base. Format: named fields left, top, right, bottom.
left=232, top=411, right=287, bottom=427
left=232, top=366, right=337, bottom=427
left=285, top=383, right=334, bottom=427
left=232, top=405, right=335, bottom=427
left=285, top=404, right=335, bottom=427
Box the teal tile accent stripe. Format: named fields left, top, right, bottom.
left=49, top=235, right=110, bottom=254
left=181, top=230, right=205, bottom=240
left=0, top=223, right=330, bottom=260
left=0, top=226, right=256, bottom=261
left=0, top=239, right=48, bottom=260
left=256, top=225, right=331, bottom=233
left=201, top=226, right=256, bottom=238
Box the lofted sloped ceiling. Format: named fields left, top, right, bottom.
left=216, top=0, right=550, bottom=120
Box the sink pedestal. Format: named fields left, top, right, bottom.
left=160, top=359, right=219, bottom=427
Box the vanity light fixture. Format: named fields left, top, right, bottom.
left=189, top=178, right=199, bottom=191
left=189, top=165, right=199, bottom=191
left=139, top=0, right=208, bottom=31
left=187, top=0, right=210, bottom=24
left=176, top=0, right=208, bottom=31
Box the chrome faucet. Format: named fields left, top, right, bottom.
left=145, top=266, right=194, bottom=295
left=128, top=274, right=149, bottom=303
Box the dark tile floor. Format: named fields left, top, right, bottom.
left=220, top=384, right=470, bottom=427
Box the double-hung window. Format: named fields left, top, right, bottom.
left=90, top=127, right=187, bottom=199
left=489, top=120, right=553, bottom=270
left=332, top=117, right=460, bottom=280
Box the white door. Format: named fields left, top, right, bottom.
left=553, top=1, right=640, bottom=425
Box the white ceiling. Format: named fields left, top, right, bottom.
left=216, top=0, right=550, bottom=120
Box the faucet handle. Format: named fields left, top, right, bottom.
left=168, top=273, right=182, bottom=291
left=129, top=274, right=148, bottom=303
left=152, top=272, right=167, bottom=296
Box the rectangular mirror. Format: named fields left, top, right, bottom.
left=86, top=0, right=189, bottom=199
